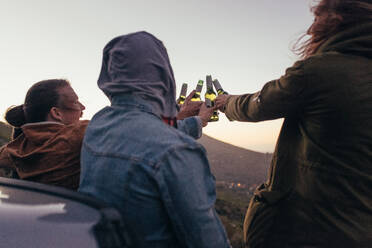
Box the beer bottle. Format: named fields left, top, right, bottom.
left=205, top=75, right=219, bottom=122
left=212, top=79, right=228, bottom=95
left=191, top=80, right=204, bottom=101
left=177, top=83, right=188, bottom=105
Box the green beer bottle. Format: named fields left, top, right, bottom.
left=205, top=75, right=219, bottom=122
left=191, top=80, right=204, bottom=101
left=212, top=79, right=228, bottom=95
left=177, top=83, right=188, bottom=105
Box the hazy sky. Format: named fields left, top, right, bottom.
left=0, top=0, right=313, bottom=152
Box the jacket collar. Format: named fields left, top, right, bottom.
left=316, top=22, right=372, bottom=59
left=22, top=121, right=64, bottom=128
left=111, top=94, right=161, bottom=118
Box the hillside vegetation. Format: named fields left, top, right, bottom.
left=0, top=121, right=11, bottom=146
left=198, top=134, right=272, bottom=247
left=198, top=134, right=271, bottom=185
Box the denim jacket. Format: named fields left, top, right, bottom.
left=177, top=115, right=202, bottom=140
left=79, top=95, right=230, bottom=248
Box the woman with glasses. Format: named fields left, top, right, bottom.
left=0, top=79, right=87, bottom=190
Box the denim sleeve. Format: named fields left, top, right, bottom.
left=176, top=116, right=202, bottom=139
left=157, top=145, right=231, bottom=248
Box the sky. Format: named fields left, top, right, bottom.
left=0, top=0, right=314, bottom=153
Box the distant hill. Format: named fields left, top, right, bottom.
left=198, top=135, right=272, bottom=186
left=0, top=121, right=11, bottom=146
left=198, top=135, right=272, bottom=247
left=0, top=121, right=272, bottom=186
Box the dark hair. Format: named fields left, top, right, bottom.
left=5, top=79, right=70, bottom=129
left=294, top=0, right=372, bottom=58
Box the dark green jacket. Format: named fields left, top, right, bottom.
left=225, top=22, right=372, bottom=248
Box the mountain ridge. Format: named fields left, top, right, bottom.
left=198, top=134, right=271, bottom=186
left=0, top=121, right=271, bottom=186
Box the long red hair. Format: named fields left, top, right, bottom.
left=294, top=0, right=372, bottom=58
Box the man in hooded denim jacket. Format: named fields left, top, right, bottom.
left=79, top=32, right=231, bottom=248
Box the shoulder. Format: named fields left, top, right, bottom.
left=60, top=120, right=89, bottom=147
left=284, top=52, right=342, bottom=71
left=149, top=125, right=207, bottom=168
left=64, top=120, right=89, bottom=133
left=61, top=120, right=89, bottom=138
left=84, top=107, right=205, bottom=164
left=281, top=54, right=329, bottom=79
left=69, top=120, right=89, bottom=129
left=131, top=116, right=205, bottom=159
left=298, top=52, right=351, bottom=75
left=280, top=52, right=350, bottom=87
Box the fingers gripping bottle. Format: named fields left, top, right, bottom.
left=177, top=83, right=188, bottom=105
left=191, top=80, right=204, bottom=101
left=205, top=75, right=219, bottom=122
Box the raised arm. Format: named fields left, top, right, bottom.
left=217, top=60, right=307, bottom=122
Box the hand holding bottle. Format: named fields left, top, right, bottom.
left=198, top=102, right=217, bottom=127
left=215, top=94, right=231, bottom=113
left=177, top=90, right=203, bottom=120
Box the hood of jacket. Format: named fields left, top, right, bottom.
left=6, top=122, right=67, bottom=157
left=317, top=22, right=372, bottom=59
left=98, top=31, right=178, bottom=118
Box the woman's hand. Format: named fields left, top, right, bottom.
left=215, top=94, right=231, bottom=113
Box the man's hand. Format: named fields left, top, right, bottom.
left=215, top=94, right=231, bottom=113
left=177, top=90, right=202, bottom=120
left=198, top=103, right=217, bottom=127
